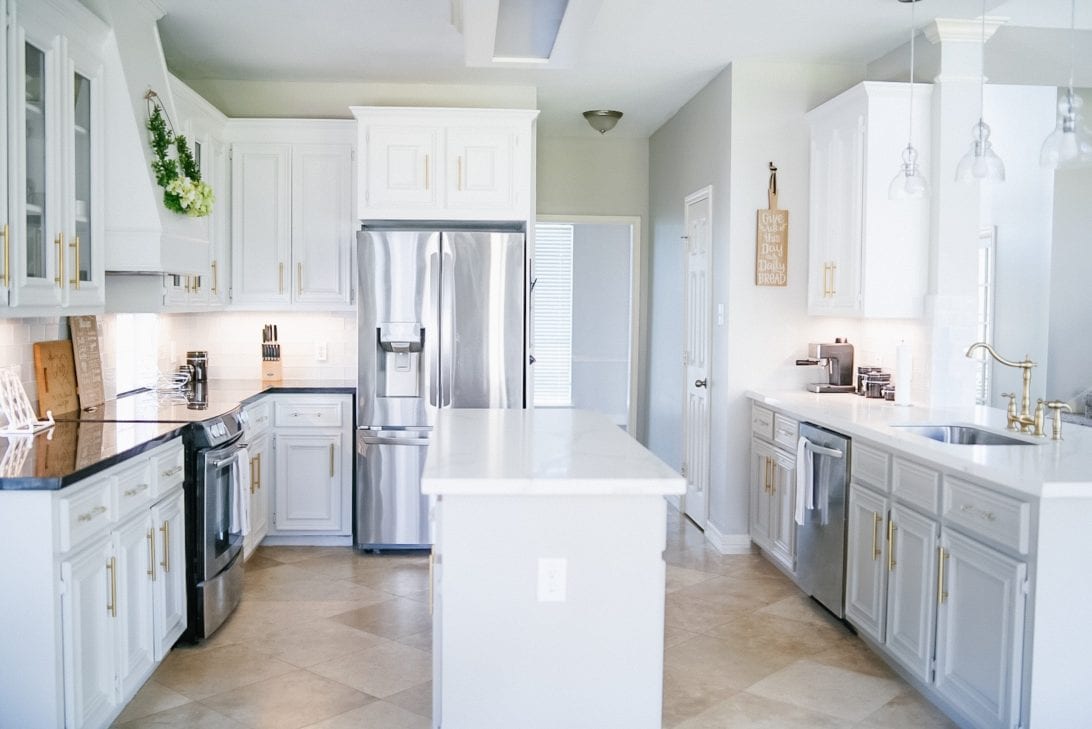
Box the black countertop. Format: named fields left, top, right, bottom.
left=0, top=380, right=355, bottom=491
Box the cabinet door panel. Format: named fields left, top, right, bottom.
left=273, top=433, right=343, bottom=532
left=445, top=128, right=514, bottom=210
left=63, top=50, right=105, bottom=307
left=291, top=144, right=352, bottom=305
left=153, top=490, right=187, bottom=660
left=364, top=126, right=441, bottom=210
left=245, top=433, right=271, bottom=557
left=935, top=529, right=1026, bottom=729
left=114, top=515, right=156, bottom=698
left=749, top=440, right=775, bottom=551
left=770, top=452, right=796, bottom=570
left=884, top=504, right=938, bottom=683
left=0, top=0, right=7, bottom=306
left=231, top=144, right=291, bottom=304
left=845, top=484, right=887, bottom=643
left=61, top=537, right=116, bottom=729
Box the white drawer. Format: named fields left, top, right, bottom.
left=57, top=476, right=114, bottom=553
left=152, top=442, right=185, bottom=499
left=892, top=458, right=940, bottom=515
left=943, top=477, right=1030, bottom=554
left=852, top=443, right=889, bottom=492
left=772, top=414, right=799, bottom=450
left=751, top=405, right=774, bottom=440
left=275, top=401, right=345, bottom=428
left=244, top=399, right=273, bottom=433
left=115, top=459, right=153, bottom=521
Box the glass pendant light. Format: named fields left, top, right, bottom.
left=955, top=0, right=1005, bottom=183
left=889, top=0, right=929, bottom=200
left=1040, top=0, right=1092, bottom=169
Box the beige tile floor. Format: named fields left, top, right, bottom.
left=114, top=507, right=956, bottom=729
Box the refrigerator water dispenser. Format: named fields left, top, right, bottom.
left=377, top=323, right=423, bottom=397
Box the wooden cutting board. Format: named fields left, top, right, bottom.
left=69, top=315, right=105, bottom=409
left=755, top=162, right=788, bottom=287
left=33, top=340, right=79, bottom=417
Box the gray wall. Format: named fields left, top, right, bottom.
left=571, top=223, right=632, bottom=426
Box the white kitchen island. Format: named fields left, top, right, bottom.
left=422, top=408, right=685, bottom=729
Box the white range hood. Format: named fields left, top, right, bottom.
left=96, top=0, right=209, bottom=274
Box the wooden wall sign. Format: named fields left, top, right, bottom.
left=755, top=162, right=788, bottom=287
left=69, top=315, right=105, bottom=410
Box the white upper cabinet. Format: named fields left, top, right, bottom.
left=352, top=107, right=537, bottom=221
left=807, top=82, right=932, bottom=318
left=6, top=0, right=108, bottom=313
left=228, top=121, right=354, bottom=309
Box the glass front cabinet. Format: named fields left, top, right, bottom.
left=5, top=0, right=107, bottom=311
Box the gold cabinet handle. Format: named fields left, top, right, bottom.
left=69, top=235, right=80, bottom=289
left=106, top=556, right=117, bottom=618
left=872, top=512, right=882, bottom=561
left=762, top=457, right=769, bottom=493
left=147, top=527, right=156, bottom=580
left=54, top=234, right=65, bottom=287
left=768, top=459, right=776, bottom=493
left=329, top=443, right=335, bottom=478
left=279, top=262, right=285, bottom=294
left=424, top=154, right=430, bottom=191
left=2, top=223, right=9, bottom=288
left=162, top=465, right=183, bottom=479
left=77, top=505, right=107, bottom=523
left=457, top=155, right=463, bottom=191
left=256, top=452, right=262, bottom=490
left=124, top=483, right=149, bottom=498
left=830, top=262, right=837, bottom=297
left=937, top=547, right=949, bottom=605
left=297, top=262, right=303, bottom=297
left=887, top=518, right=896, bottom=572
left=211, top=260, right=218, bottom=294
left=160, top=520, right=170, bottom=573
left=249, top=456, right=256, bottom=493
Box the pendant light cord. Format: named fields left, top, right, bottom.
left=907, top=0, right=916, bottom=149
left=1068, top=0, right=1076, bottom=95
left=978, top=0, right=986, bottom=124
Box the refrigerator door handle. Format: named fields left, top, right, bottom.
left=440, top=250, right=455, bottom=408
left=361, top=436, right=430, bottom=447
left=429, top=251, right=441, bottom=408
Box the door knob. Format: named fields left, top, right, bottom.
left=694, top=379, right=707, bottom=388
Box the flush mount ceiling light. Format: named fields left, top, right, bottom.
left=889, top=0, right=929, bottom=200
left=955, top=0, right=1005, bottom=183
left=1040, top=0, right=1092, bottom=169
left=583, top=110, right=622, bottom=134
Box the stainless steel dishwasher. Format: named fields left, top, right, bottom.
left=795, top=422, right=851, bottom=618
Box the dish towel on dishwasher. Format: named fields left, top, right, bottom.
left=794, top=436, right=814, bottom=526
left=231, top=446, right=251, bottom=536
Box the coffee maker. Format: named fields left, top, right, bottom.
left=796, top=338, right=855, bottom=393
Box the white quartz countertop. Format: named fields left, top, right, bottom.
left=748, top=390, right=1092, bottom=499
left=421, top=408, right=685, bottom=496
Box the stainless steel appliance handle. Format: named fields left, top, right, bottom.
left=209, top=451, right=242, bottom=470
left=804, top=441, right=844, bottom=459
left=440, top=250, right=455, bottom=408
left=429, top=251, right=441, bottom=408
left=362, top=436, right=430, bottom=446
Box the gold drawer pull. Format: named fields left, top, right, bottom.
left=162, top=465, right=183, bottom=478
left=959, top=503, right=997, bottom=522
left=147, top=528, right=156, bottom=580
left=106, top=557, right=117, bottom=617
left=871, top=513, right=882, bottom=561
left=329, top=444, right=336, bottom=478
left=211, top=260, right=218, bottom=294
left=887, top=519, right=896, bottom=572
left=124, top=483, right=149, bottom=497
left=69, top=235, right=80, bottom=289
left=77, top=505, right=107, bottom=523
left=937, top=547, right=949, bottom=604
left=160, top=520, right=171, bottom=573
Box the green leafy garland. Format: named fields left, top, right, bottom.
left=146, top=96, right=214, bottom=217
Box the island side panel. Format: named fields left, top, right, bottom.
left=436, top=493, right=668, bottom=729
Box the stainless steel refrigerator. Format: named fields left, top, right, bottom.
left=354, top=226, right=526, bottom=548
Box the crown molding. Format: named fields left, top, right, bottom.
left=925, top=17, right=1008, bottom=45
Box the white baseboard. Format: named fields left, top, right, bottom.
left=260, top=535, right=354, bottom=548
left=704, top=522, right=754, bottom=555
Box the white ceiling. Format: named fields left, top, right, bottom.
left=151, top=0, right=1088, bottom=137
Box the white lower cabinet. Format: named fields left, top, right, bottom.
left=0, top=438, right=187, bottom=729
left=244, top=430, right=272, bottom=557
left=842, top=442, right=1028, bottom=729
left=749, top=435, right=795, bottom=571
left=935, top=529, right=1027, bottom=729
left=269, top=395, right=352, bottom=536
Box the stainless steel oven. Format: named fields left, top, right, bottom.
left=183, top=410, right=246, bottom=642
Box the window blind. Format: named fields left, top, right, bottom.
left=533, top=224, right=574, bottom=407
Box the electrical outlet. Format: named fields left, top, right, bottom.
left=316, top=342, right=328, bottom=362
left=537, top=558, right=567, bottom=602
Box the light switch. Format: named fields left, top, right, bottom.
left=316, top=342, right=328, bottom=361
left=537, top=558, right=567, bottom=602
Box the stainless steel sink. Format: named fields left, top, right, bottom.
left=892, top=425, right=1038, bottom=446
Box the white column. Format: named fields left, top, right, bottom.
left=923, top=17, right=1006, bottom=408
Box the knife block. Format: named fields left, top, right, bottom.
left=261, top=359, right=282, bottom=383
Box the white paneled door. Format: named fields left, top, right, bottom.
left=682, top=187, right=712, bottom=528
